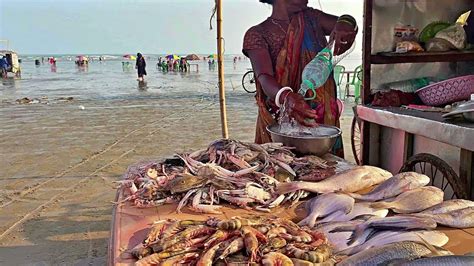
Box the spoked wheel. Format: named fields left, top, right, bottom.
left=399, top=153, right=468, bottom=199
left=242, top=70, right=256, bottom=93
left=350, top=116, right=362, bottom=165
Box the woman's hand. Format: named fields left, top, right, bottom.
left=331, top=20, right=357, bottom=56
left=283, top=92, right=318, bottom=127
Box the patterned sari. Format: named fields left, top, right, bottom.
left=254, top=9, right=343, bottom=157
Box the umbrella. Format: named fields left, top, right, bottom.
left=185, top=54, right=200, bottom=61
left=208, top=54, right=217, bottom=59
left=76, top=55, right=88, bottom=61
left=166, top=54, right=180, bottom=60
left=123, top=54, right=136, bottom=60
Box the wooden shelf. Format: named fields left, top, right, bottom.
left=370, top=50, right=474, bottom=64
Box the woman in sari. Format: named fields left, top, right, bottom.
left=243, top=0, right=357, bottom=157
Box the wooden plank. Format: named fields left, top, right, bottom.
left=356, top=106, right=474, bottom=151
left=362, top=0, right=373, bottom=105
left=460, top=149, right=473, bottom=199
left=361, top=120, right=371, bottom=166
left=368, top=123, right=380, bottom=167
left=403, top=132, right=414, bottom=164
left=109, top=196, right=474, bottom=265
left=371, top=51, right=474, bottom=64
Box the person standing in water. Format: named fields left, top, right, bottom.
left=242, top=0, right=357, bottom=157
left=135, top=53, right=147, bottom=82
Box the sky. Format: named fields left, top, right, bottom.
left=0, top=0, right=363, bottom=55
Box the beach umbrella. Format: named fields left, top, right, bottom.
left=123, top=54, right=136, bottom=60
left=186, top=54, right=200, bottom=61
left=166, top=54, right=180, bottom=60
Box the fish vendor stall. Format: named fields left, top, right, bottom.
left=356, top=0, right=474, bottom=199
left=107, top=1, right=474, bottom=265
left=108, top=139, right=474, bottom=265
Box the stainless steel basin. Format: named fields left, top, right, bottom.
left=266, top=124, right=341, bottom=156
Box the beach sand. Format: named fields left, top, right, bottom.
left=0, top=67, right=356, bottom=265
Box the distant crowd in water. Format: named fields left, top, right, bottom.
left=157, top=57, right=191, bottom=72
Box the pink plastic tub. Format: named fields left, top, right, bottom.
left=416, top=75, right=474, bottom=106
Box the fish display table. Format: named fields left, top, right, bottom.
left=107, top=155, right=474, bottom=265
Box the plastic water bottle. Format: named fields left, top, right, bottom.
left=299, top=40, right=355, bottom=99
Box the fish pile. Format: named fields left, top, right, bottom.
left=117, top=139, right=337, bottom=212
left=295, top=171, right=474, bottom=264
left=131, top=216, right=333, bottom=266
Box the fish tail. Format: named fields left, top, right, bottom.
left=415, top=232, right=443, bottom=256
left=328, top=225, right=356, bottom=233
left=370, top=201, right=393, bottom=209
left=297, top=212, right=319, bottom=228
left=339, top=191, right=364, bottom=200
left=276, top=182, right=303, bottom=194
left=347, top=224, right=367, bottom=246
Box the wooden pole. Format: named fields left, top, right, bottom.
left=216, top=0, right=229, bottom=139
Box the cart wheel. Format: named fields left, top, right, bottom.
left=399, top=153, right=468, bottom=199
left=242, top=70, right=256, bottom=93
left=350, top=116, right=362, bottom=165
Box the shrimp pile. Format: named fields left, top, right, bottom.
left=117, top=139, right=336, bottom=212
left=132, top=216, right=333, bottom=266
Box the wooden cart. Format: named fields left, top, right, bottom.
left=356, top=0, right=474, bottom=199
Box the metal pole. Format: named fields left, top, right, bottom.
left=216, top=0, right=229, bottom=139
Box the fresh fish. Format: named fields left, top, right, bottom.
left=317, top=202, right=388, bottom=224
left=326, top=229, right=375, bottom=253
left=314, top=220, right=366, bottom=234
left=337, top=230, right=449, bottom=256
left=298, top=193, right=355, bottom=227
left=337, top=241, right=452, bottom=266
left=331, top=216, right=437, bottom=245
left=276, top=166, right=392, bottom=194
left=370, top=186, right=443, bottom=214
left=413, top=206, right=474, bottom=228
left=315, top=220, right=368, bottom=252
left=395, top=255, right=474, bottom=265
left=420, top=199, right=474, bottom=215
left=344, top=172, right=430, bottom=202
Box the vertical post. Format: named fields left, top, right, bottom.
left=362, top=0, right=373, bottom=105
left=216, top=0, right=229, bottom=138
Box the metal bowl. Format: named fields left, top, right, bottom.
left=266, top=124, right=341, bottom=156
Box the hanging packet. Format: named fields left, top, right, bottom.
left=435, top=10, right=471, bottom=50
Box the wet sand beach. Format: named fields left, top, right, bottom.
left=0, top=59, right=356, bottom=265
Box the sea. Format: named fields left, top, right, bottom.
left=0, top=54, right=361, bottom=103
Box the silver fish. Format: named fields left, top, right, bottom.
left=370, top=186, right=444, bottom=214
left=345, top=172, right=430, bottom=202
left=331, top=216, right=438, bottom=245
left=337, top=241, right=452, bottom=266
left=327, top=231, right=373, bottom=253
left=277, top=166, right=392, bottom=194
left=298, top=192, right=355, bottom=228
left=315, top=220, right=366, bottom=234
left=413, top=206, right=474, bottom=228
left=317, top=202, right=388, bottom=224
left=315, top=220, right=372, bottom=253
left=421, top=199, right=474, bottom=215
left=396, top=255, right=474, bottom=265
left=337, top=230, right=449, bottom=256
